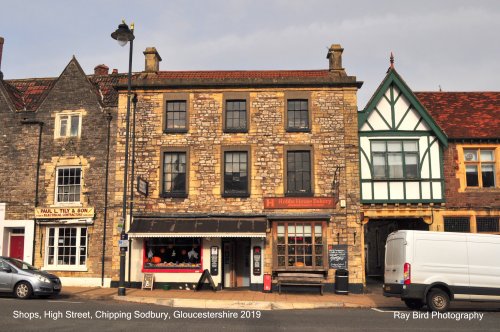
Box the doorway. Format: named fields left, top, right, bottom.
left=223, top=238, right=250, bottom=288
left=9, top=234, right=24, bottom=261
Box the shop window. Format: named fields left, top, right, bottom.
left=143, top=238, right=201, bottom=271
left=371, top=140, right=419, bottom=179
left=464, top=149, right=496, bottom=188
left=287, top=99, right=309, bottom=131
left=477, top=217, right=499, bottom=233
left=223, top=151, right=249, bottom=197
left=165, top=100, right=187, bottom=132
left=162, top=152, right=187, bottom=197
left=443, top=217, right=470, bottom=233
left=274, top=221, right=325, bottom=270
left=56, top=167, right=81, bottom=204
left=225, top=100, right=247, bottom=132
left=286, top=150, right=312, bottom=196
left=46, top=227, right=87, bottom=269
left=55, top=112, right=81, bottom=138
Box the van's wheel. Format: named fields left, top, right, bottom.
left=404, top=299, right=424, bottom=310
left=427, top=289, right=450, bottom=312
left=15, top=282, right=33, bottom=299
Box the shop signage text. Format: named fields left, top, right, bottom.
left=35, top=207, right=95, bottom=219
left=264, top=197, right=334, bottom=209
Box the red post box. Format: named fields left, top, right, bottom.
left=263, top=274, right=272, bottom=293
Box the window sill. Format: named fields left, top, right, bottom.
left=42, top=266, right=88, bottom=272
left=286, top=128, right=311, bottom=133
left=160, top=193, right=188, bottom=199
left=163, top=129, right=188, bottom=134
left=222, top=193, right=250, bottom=198
left=285, top=192, right=314, bottom=197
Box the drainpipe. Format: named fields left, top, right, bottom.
left=20, top=119, right=44, bottom=265
left=101, top=112, right=112, bottom=286
left=127, top=94, right=137, bottom=286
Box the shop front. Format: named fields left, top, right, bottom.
left=126, top=215, right=267, bottom=290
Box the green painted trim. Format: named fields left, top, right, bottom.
left=374, top=107, right=392, bottom=130
left=390, top=84, right=396, bottom=129
left=394, top=89, right=402, bottom=105
left=365, top=120, right=374, bottom=131
left=360, top=179, right=444, bottom=183
left=359, top=69, right=448, bottom=147
left=395, top=105, right=413, bottom=130
left=419, top=137, right=438, bottom=178
left=413, top=117, right=424, bottom=131
left=360, top=147, right=373, bottom=178
left=439, top=145, right=446, bottom=202
left=360, top=131, right=433, bottom=137
left=418, top=180, right=422, bottom=200
left=428, top=136, right=433, bottom=199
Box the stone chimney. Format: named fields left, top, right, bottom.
left=0, top=37, right=4, bottom=79
left=326, top=44, right=344, bottom=71
left=112, top=68, right=118, bottom=75
left=94, top=64, right=109, bottom=75
left=143, top=47, right=162, bottom=72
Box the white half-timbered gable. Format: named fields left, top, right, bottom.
left=358, top=68, right=448, bottom=203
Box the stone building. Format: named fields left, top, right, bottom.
left=112, top=44, right=365, bottom=292
left=0, top=37, right=122, bottom=286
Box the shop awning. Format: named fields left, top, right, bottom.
left=128, top=217, right=267, bottom=238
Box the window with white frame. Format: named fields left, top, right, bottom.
left=55, top=113, right=81, bottom=138
left=371, top=140, right=419, bottom=179
left=56, top=167, right=81, bottom=204
left=46, top=227, right=87, bottom=268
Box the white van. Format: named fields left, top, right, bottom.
left=383, top=230, right=500, bottom=311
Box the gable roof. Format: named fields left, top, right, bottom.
left=359, top=68, right=448, bottom=146
left=1, top=58, right=124, bottom=112
left=415, top=92, right=500, bottom=140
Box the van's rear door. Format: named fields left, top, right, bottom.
left=384, top=234, right=406, bottom=295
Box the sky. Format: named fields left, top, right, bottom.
left=1, top=0, right=499, bottom=107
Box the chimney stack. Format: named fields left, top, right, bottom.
left=94, top=64, right=109, bottom=76
left=112, top=68, right=118, bottom=75
left=326, top=44, right=344, bottom=71
left=0, top=37, right=4, bottom=79
left=143, top=47, right=162, bottom=72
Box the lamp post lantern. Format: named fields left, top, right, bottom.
left=111, top=20, right=134, bottom=296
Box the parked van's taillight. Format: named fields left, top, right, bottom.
left=404, top=263, right=411, bottom=285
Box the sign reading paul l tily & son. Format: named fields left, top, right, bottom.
left=34, top=207, right=95, bottom=219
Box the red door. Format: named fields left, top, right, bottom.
left=9, top=235, right=24, bottom=260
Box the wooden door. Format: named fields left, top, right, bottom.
left=9, top=235, right=24, bottom=261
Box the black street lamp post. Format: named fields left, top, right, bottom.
left=111, top=20, right=135, bottom=296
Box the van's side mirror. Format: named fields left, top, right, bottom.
left=0, top=266, right=12, bottom=273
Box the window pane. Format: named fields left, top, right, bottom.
left=287, top=151, right=311, bottom=194
left=224, top=151, right=248, bottom=194
left=59, top=116, right=68, bottom=137
left=404, top=141, right=418, bottom=152
left=70, top=116, right=79, bottom=137
left=387, top=141, right=402, bottom=152
left=480, top=150, right=494, bottom=162
left=477, top=217, right=499, bottom=232
left=405, top=154, right=419, bottom=178
left=464, top=150, right=478, bottom=161
left=482, top=164, right=495, bottom=187
left=388, top=153, right=403, bottom=178
left=371, top=142, right=386, bottom=152
left=163, top=152, right=187, bottom=194
left=373, top=154, right=386, bottom=178
left=287, top=99, right=309, bottom=130
left=466, top=165, right=479, bottom=187
left=166, top=101, right=187, bottom=129
left=444, top=217, right=470, bottom=232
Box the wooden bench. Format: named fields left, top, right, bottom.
left=275, top=272, right=326, bottom=295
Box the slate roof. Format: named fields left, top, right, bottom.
left=2, top=74, right=124, bottom=111
left=415, top=92, right=500, bottom=140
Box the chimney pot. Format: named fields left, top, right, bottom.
left=112, top=69, right=118, bottom=75
left=326, top=44, right=344, bottom=71
left=94, top=64, right=109, bottom=76
left=143, top=47, right=162, bottom=72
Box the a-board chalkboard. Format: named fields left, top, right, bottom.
left=329, top=245, right=348, bottom=269
left=142, top=273, right=154, bottom=290
left=195, top=269, right=217, bottom=292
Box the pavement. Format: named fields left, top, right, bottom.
left=60, top=282, right=401, bottom=310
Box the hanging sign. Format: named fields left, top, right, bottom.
left=137, top=177, right=149, bottom=196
